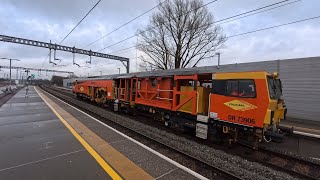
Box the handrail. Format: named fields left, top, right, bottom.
left=196, top=92, right=199, bottom=113
left=156, top=97, right=173, bottom=101
left=137, top=88, right=174, bottom=101
left=138, top=90, right=157, bottom=93
left=208, top=93, right=211, bottom=118
left=119, top=88, right=125, bottom=95
left=156, top=89, right=173, bottom=101
left=157, top=89, right=173, bottom=92
left=174, top=91, right=193, bottom=95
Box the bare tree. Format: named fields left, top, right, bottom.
left=137, top=0, right=226, bottom=70
left=51, top=75, right=64, bottom=86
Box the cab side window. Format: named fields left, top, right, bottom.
left=151, top=79, right=157, bottom=87
left=213, top=79, right=256, bottom=98
left=226, top=80, right=238, bottom=96
left=212, top=80, right=226, bottom=95
left=239, top=80, right=256, bottom=97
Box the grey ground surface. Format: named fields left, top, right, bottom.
left=0, top=87, right=110, bottom=180
left=46, top=88, right=203, bottom=180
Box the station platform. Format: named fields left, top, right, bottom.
left=282, top=119, right=320, bottom=138
left=0, top=87, right=205, bottom=180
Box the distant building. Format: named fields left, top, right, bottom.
left=63, top=77, right=90, bottom=89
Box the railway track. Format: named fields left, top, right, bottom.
left=40, top=85, right=243, bottom=180
left=42, top=85, right=320, bottom=179
left=231, top=144, right=320, bottom=180
left=258, top=148, right=320, bottom=180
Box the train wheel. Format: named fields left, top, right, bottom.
left=208, top=126, right=222, bottom=144
left=178, top=125, right=187, bottom=133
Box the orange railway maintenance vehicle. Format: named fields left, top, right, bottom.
left=73, top=69, right=287, bottom=148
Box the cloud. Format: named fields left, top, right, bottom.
left=0, top=0, right=319, bottom=78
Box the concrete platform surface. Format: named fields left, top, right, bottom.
left=0, top=86, right=205, bottom=180
left=0, top=87, right=110, bottom=180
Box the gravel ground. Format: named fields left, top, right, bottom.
left=263, top=144, right=320, bottom=165
left=98, top=110, right=297, bottom=180
left=44, top=87, right=298, bottom=180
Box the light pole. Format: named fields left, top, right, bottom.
left=20, top=71, right=25, bottom=85
left=0, top=58, right=21, bottom=84
left=117, top=68, right=120, bottom=74
left=16, top=69, right=18, bottom=82
left=215, top=53, right=220, bottom=69
left=25, top=70, right=30, bottom=86
left=20, top=71, right=22, bottom=84
left=25, top=70, right=30, bottom=77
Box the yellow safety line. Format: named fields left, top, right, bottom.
left=35, top=87, right=122, bottom=180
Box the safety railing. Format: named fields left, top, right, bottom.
left=137, top=89, right=174, bottom=101
left=172, top=90, right=197, bottom=115
left=116, top=88, right=127, bottom=101
left=113, top=87, right=118, bottom=99
left=119, top=88, right=125, bottom=96
left=137, top=90, right=156, bottom=100
left=156, top=89, right=173, bottom=101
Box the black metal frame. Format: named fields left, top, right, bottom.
left=0, top=65, right=73, bottom=74
left=0, top=35, right=130, bottom=73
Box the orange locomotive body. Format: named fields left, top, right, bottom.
left=73, top=79, right=114, bottom=103
left=210, top=72, right=270, bottom=129
left=135, top=74, right=212, bottom=115
left=72, top=69, right=286, bottom=147
left=136, top=77, right=173, bottom=111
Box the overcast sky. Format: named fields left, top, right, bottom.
left=0, top=0, right=319, bottom=78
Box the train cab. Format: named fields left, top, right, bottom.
left=197, top=71, right=286, bottom=147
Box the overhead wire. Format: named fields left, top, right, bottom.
left=227, top=15, right=320, bottom=39
left=68, top=0, right=171, bottom=66
left=98, top=0, right=219, bottom=52
left=41, top=0, right=308, bottom=71
left=40, top=54, right=49, bottom=69
left=130, top=14, right=320, bottom=61
left=40, top=0, right=102, bottom=69
left=180, top=14, right=320, bottom=59
left=216, top=0, right=301, bottom=25
left=85, top=0, right=169, bottom=48
left=107, top=0, right=299, bottom=55
left=74, top=0, right=219, bottom=64
left=60, top=0, right=102, bottom=44
left=212, top=0, right=291, bottom=24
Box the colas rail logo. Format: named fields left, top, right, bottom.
left=224, top=100, right=257, bottom=111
